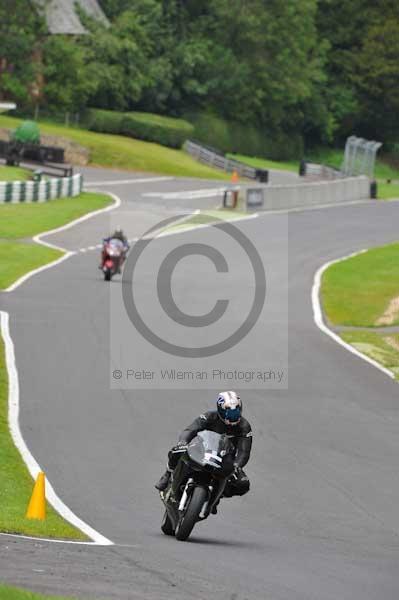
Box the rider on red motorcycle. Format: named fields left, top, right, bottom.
left=100, top=227, right=129, bottom=270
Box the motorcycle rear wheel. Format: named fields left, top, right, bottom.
left=161, top=510, right=174, bottom=536
left=175, top=486, right=207, bottom=541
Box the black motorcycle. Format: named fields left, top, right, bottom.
left=159, top=430, right=235, bottom=541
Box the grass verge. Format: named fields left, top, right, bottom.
left=0, top=166, right=31, bottom=181
left=0, top=115, right=228, bottom=180
left=228, top=153, right=298, bottom=173
left=321, top=242, right=399, bottom=327
left=0, top=192, right=111, bottom=239
left=230, top=148, right=399, bottom=181
left=306, top=148, right=399, bottom=180
left=0, top=337, right=87, bottom=539
left=0, top=191, right=112, bottom=539
left=0, top=583, right=80, bottom=600
left=0, top=242, right=61, bottom=290
left=340, top=331, right=399, bottom=379
left=377, top=182, right=399, bottom=199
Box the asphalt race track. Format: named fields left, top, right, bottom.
left=2, top=167, right=399, bottom=600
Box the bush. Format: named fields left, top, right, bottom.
left=85, top=109, right=194, bottom=148
left=121, top=112, right=193, bottom=148
left=12, top=120, right=41, bottom=144
left=186, top=112, right=303, bottom=161
left=85, top=109, right=124, bottom=134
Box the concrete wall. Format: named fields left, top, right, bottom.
left=242, top=176, right=370, bottom=212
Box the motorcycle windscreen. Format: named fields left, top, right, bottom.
left=108, top=239, right=124, bottom=256
left=187, top=430, right=233, bottom=469
left=109, top=238, right=124, bottom=248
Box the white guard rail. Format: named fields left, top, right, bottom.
left=0, top=173, right=83, bottom=203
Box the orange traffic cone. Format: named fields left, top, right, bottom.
left=26, top=472, right=46, bottom=520
left=231, top=170, right=239, bottom=184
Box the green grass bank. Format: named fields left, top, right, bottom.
left=340, top=331, right=399, bottom=380
left=0, top=115, right=228, bottom=180
left=0, top=583, right=81, bottom=600
left=0, top=192, right=111, bottom=290
left=321, top=242, right=399, bottom=327
left=0, top=192, right=110, bottom=240
left=321, top=241, right=399, bottom=379
left=0, top=166, right=31, bottom=181
left=0, top=242, right=61, bottom=290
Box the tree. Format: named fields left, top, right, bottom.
left=42, top=36, right=93, bottom=112
left=98, top=0, right=132, bottom=19
left=355, top=18, right=399, bottom=142
left=0, top=0, right=46, bottom=106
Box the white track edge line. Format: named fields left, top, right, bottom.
left=0, top=532, right=107, bottom=545
left=312, top=250, right=395, bottom=380
left=154, top=211, right=259, bottom=239
left=4, top=192, right=121, bottom=292
left=5, top=253, right=75, bottom=293
left=0, top=311, right=113, bottom=545
left=85, top=176, right=173, bottom=186
left=0, top=532, right=140, bottom=547
left=2, top=190, right=121, bottom=544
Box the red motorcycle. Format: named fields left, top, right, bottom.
left=101, top=238, right=126, bottom=281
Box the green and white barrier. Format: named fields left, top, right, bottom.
left=0, top=173, right=83, bottom=203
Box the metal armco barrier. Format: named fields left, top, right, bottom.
left=0, top=173, right=83, bottom=203
left=241, top=176, right=370, bottom=212
left=184, top=140, right=268, bottom=181
left=300, top=162, right=343, bottom=180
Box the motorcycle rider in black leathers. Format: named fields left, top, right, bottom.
left=155, top=391, right=252, bottom=501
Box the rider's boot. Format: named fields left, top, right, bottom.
left=155, top=468, right=172, bottom=491
left=211, top=499, right=220, bottom=514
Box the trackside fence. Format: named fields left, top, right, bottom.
left=301, top=162, right=343, bottom=180
left=0, top=173, right=83, bottom=203
left=184, top=140, right=268, bottom=181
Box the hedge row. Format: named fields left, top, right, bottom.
left=84, top=107, right=303, bottom=159
left=84, top=109, right=194, bottom=148
left=185, top=112, right=304, bottom=161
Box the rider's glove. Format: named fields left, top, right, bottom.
left=172, top=441, right=188, bottom=453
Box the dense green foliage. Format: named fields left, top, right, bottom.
left=85, top=108, right=194, bottom=147
left=187, top=112, right=304, bottom=159
left=0, top=0, right=398, bottom=157
left=0, top=1, right=46, bottom=104
left=316, top=0, right=399, bottom=145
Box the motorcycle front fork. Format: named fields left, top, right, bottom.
left=178, top=478, right=194, bottom=511
left=178, top=478, right=226, bottom=519
left=178, top=478, right=211, bottom=519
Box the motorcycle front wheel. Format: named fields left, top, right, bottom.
left=175, top=486, right=207, bottom=541
left=104, top=269, right=112, bottom=281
